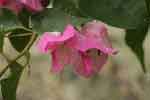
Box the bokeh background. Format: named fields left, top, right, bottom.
left=0, top=25, right=150, bottom=100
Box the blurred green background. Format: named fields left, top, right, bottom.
left=0, top=25, right=150, bottom=100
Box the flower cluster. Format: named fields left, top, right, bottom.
left=0, top=0, right=47, bottom=13
left=37, top=20, right=118, bottom=77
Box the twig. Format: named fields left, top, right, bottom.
left=25, top=52, right=31, bottom=76
left=6, top=33, right=33, bottom=38
left=4, top=27, right=32, bottom=34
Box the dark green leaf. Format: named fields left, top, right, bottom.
left=0, top=9, right=21, bottom=30
left=145, top=0, right=150, bottom=16
left=9, top=28, right=32, bottom=52
left=79, top=0, right=147, bottom=29
left=125, top=24, right=149, bottom=72
left=0, top=62, right=24, bottom=100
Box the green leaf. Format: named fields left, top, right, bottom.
left=125, top=24, right=149, bottom=72
left=71, top=16, right=92, bottom=27
left=53, top=0, right=81, bottom=16
left=31, top=8, right=91, bottom=34
left=79, top=0, right=147, bottom=29
left=0, top=62, right=24, bottom=100
left=9, top=28, right=32, bottom=52
left=0, top=9, right=21, bottom=30
left=31, top=8, right=69, bottom=34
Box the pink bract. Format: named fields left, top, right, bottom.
left=37, top=24, right=80, bottom=73
left=37, top=24, right=77, bottom=53
left=0, top=0, right=44, bottom=14
left=71, top=20, right=118, bottom=55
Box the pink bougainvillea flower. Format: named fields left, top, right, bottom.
left=0, top=0, right=44, bottom=14
left=37, top=21, right=118, bottom=78
left=69, top=20, right=118, bottom=77
left=37, top=24, right=80, bottom=73
left=0, top=0, right=7, bottom=6
left=0, top=0, right=22, bottom=14
left=20, top=0, right=43, bottom=12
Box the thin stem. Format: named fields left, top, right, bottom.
left=0, top=25, right=4, bottom=53
left=0, top=53, right=11, bottom=79
left=24, top=52, right=30, bottom=67
left=0, top=33, right=37, bottom=78
left=5, top=33, right=33, bottom=38
left=25, top=52, right=31, bottom=76
left=4, top=27, right=33, bottom=35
